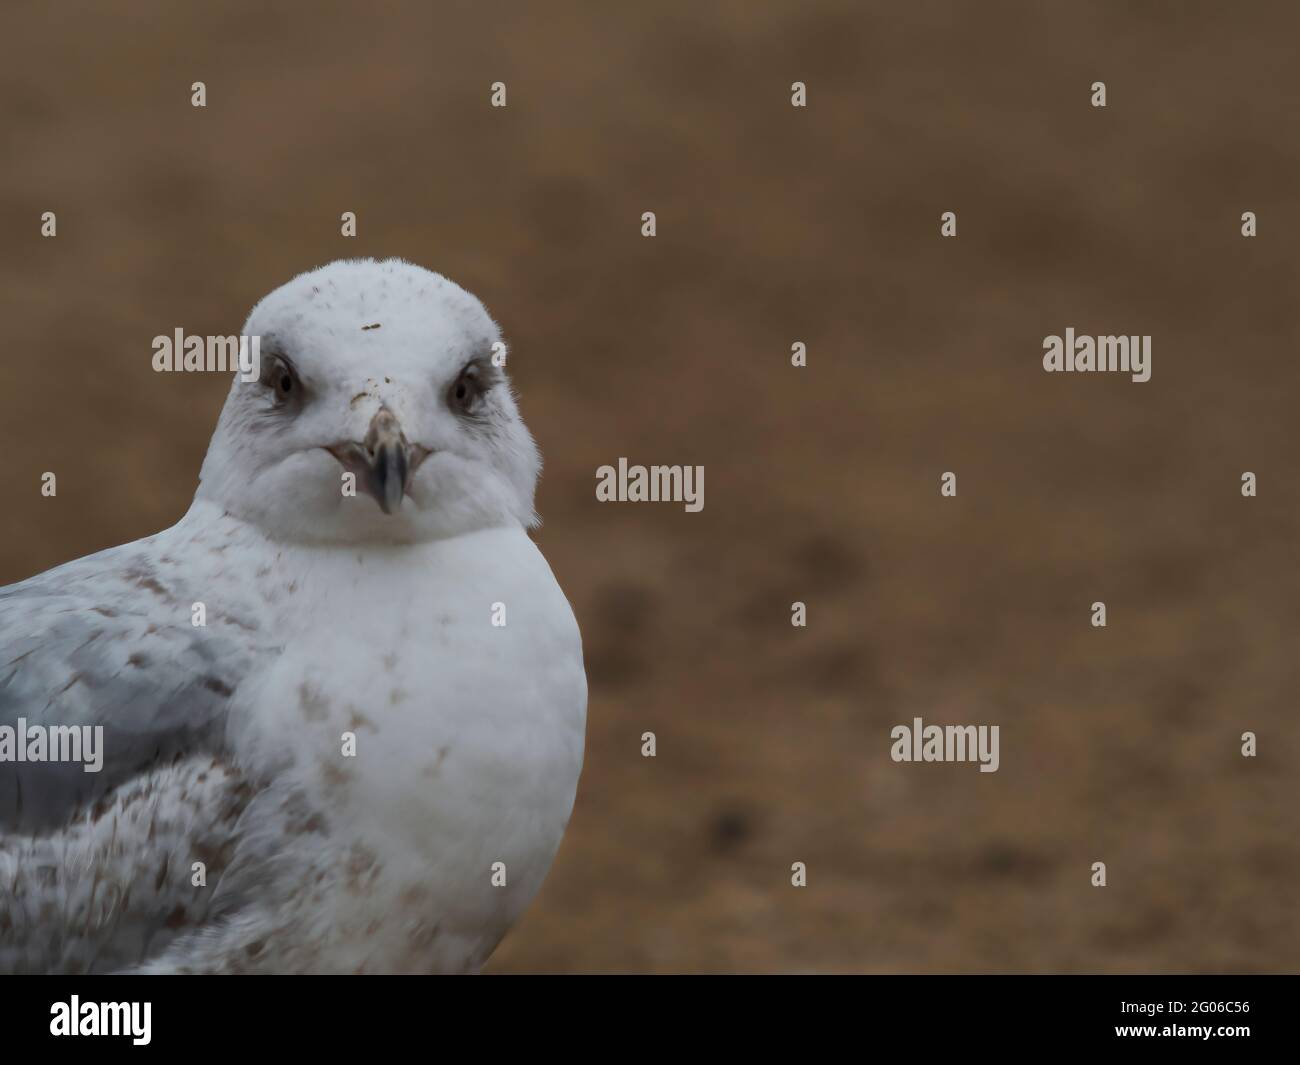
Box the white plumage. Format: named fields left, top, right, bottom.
left=0, top=259, right=587, bottom=973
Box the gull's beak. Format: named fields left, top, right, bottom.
left=329, top=407, right=417, bottom=515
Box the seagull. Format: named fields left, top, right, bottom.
left=0, top=258, right=587, bottom=973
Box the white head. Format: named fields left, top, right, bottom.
left=196, top=259, right=540, bottom=544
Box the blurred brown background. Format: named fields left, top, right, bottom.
left=2, top=0, right=1297, bottom=971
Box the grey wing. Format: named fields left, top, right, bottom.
left=0, top=754, right=258, bottom=973
left=0, top=537, right=258, bottom=833
left=0, top=538, right=274, bottom=971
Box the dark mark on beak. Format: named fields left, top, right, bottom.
left=327, top=407, right=428, bottom=515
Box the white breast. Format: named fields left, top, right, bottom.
left=217, top=524, right=586, bottom=973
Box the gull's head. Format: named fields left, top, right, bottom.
left=197, top=258, right=540, bottom=544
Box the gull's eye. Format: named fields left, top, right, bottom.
left=447, top=363, right=488, bottom=416
left=260, top=354, right=301, bottom=409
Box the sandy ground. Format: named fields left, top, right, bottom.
left=1, top=1, right=1296, bottom=971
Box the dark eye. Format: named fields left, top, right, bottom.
left=448, top=365, right=486, bottom=415
left=260, top=354, right=301, bottom=409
